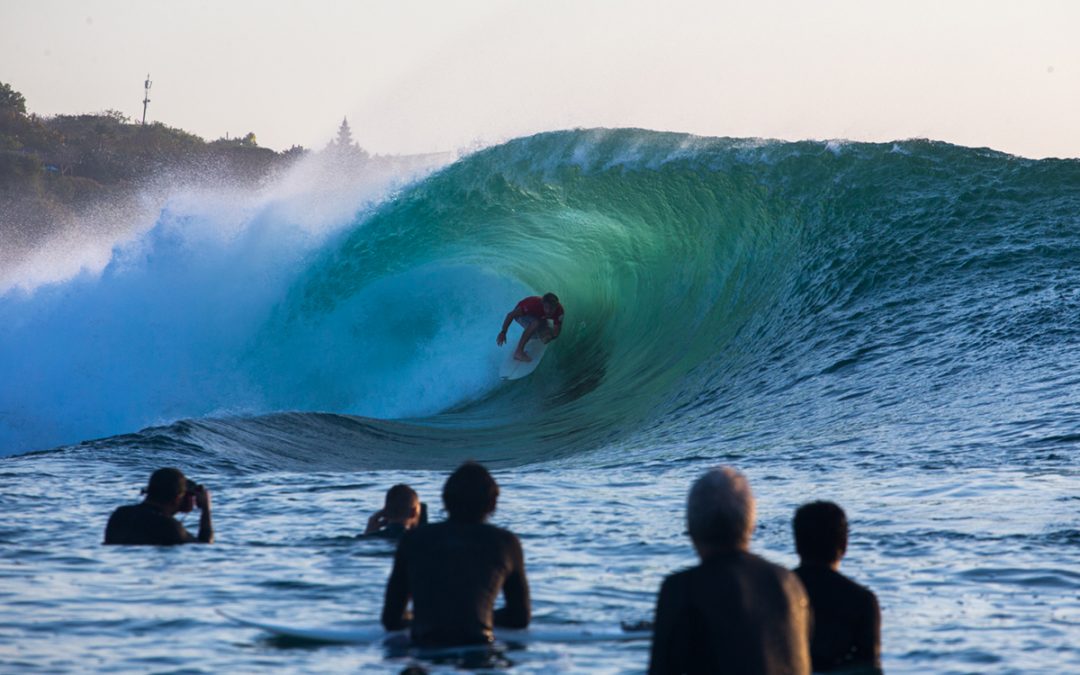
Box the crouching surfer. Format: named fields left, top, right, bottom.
left=381, top=461, right=530, bottom=646
left=496, top=292, right=564, bottom=362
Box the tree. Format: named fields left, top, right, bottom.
left=328, top=116, right=369, bottom=162
left=102, top=109, right=130, bottom=124
left=0, top=81, right=27, bottom=115
left=335, top=117, right=354, bottom=149
left=281, top=145, right=309, bottom=161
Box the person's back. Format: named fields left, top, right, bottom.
left=105, top=502, right=191, bottom=545
left=793, top=501, right=881, bottom=673
left=388, top=519, right=527, bottom=645
left=381, top=461, right=529, bottom=646
left=652, top=550, right=809, bottom=674
left=794, top=565, right=880, bottom=672
left=649, top=466, right=810, bottom=675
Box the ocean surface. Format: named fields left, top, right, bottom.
left=1, top=129, right=1078, bottom=673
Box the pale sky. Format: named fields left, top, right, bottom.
left=2, top=0, right=1078, bottom=158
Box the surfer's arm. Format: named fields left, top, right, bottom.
left=381, top=542, right=412, bottom=630
left=856, top=590, right=882, bottom=668
left=648, top=575, right=689, bottom=675
left=497, top=308, right=524, bottom=345
left=494, top=536, right=530, bottom=628
left=196, top=488, right=213, bottom=543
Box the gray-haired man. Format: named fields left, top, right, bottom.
left=648, top=466, right=810, bottom=675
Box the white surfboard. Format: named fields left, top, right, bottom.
left=499, top=336, right=548, bottom=380
left=219, top=610, right=650, bottom=645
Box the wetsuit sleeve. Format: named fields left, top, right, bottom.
left=174, top=521, right=197, bottom=544
left=648, top=574, right=689, bottom=675
left=381, top=537, right=412, bottom=631
left=103, top=509, right=121, bottom=544
left=855, top=589, right=882, bottom=670
left=194, top=508, right=212, bottom=543
left=493, top=534, right=530, bottom=628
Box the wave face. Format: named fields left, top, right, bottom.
left=3, top=129, right=1080, bottom=464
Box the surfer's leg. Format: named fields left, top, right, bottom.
left=535, top=321, right=554, bottom=344
left=514, top=319, right=538, bottom=361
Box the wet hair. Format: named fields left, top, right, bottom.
left=686, top=466, right=755, bottom=550
left=793, top=500, right=848, bottom=564
left=146, top=467, right=187, bottom=502
left=383, top=484, right=419, bottom=520
left=442, top=461, right=499, bottom=522
left=542, top=292, right=559, bottom=306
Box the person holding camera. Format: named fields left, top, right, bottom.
left=104, top=467, right=213, bottom=545
left=363, top=484, right=426, bottom=540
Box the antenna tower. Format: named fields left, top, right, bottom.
left=141, top=74, right=152, bottom=125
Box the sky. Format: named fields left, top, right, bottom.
left=2, top=0, right=1078, bottom=158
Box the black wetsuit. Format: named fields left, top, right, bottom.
left=649, top=550, right=811, bottom=675
left=103, top=502, right=196, bottom=545
left=381, top=519, right=530, bottom=646
left=795, top=565, right=881, bottom=673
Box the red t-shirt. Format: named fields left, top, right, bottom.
left=516, top=296, right=564, bottom=327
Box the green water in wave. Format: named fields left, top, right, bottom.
left=244, top=128, right=1080, bottom=459
left=252, top=131, right=805, bottom=453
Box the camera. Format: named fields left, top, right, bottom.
left=179, top=479, right=205, bottom=513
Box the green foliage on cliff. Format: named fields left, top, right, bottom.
left=0, top=82, right=27, bottom=115
left=0, top=80, right=327, bottom=194
left=0, top=80, right=339, bottom=253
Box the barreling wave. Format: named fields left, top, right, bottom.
left=4, top=129, right=1080, bottom=466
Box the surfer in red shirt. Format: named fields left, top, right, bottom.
left=496, top=292, right=564, bottom=362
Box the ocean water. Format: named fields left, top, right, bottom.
left=1, top=129, right=1078, bottom=673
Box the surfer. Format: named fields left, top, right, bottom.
left=381, top=461, right=530, bottom=646
left=363, top=484, right=425, bottom=539
left=496, top=292, right=563, bottom=362
left=793, top=501, right=882, bottom=673
left=648, top=466, right=810, bottom=675
left=104, top=467, right=213, bottom=545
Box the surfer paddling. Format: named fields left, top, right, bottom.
left=496, top=292, right=564, bottom=362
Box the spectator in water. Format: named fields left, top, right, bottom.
left=363, top=483, right=425, bottom=539
left=648, top=466, right=810, bottom=675
left=793, top=501, right=882, bottom=674
left=381, top=461, right=530, bottom=646
left=104, top=467, right=213, bottom=545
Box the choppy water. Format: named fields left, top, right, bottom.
left=2, top=129, right=1079, bottom=673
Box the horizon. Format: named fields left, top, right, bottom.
left=3, top=1, right=1079, bottom=159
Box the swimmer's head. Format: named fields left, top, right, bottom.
left=383, top=484, right=420, bottom=523
left=443, top=461, right=499, bottom=523
left=145, top=467, right=187, bottom=503
left=793, top=500, right=848, bottom=565
left=686, top=466, right=755, bottom=552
